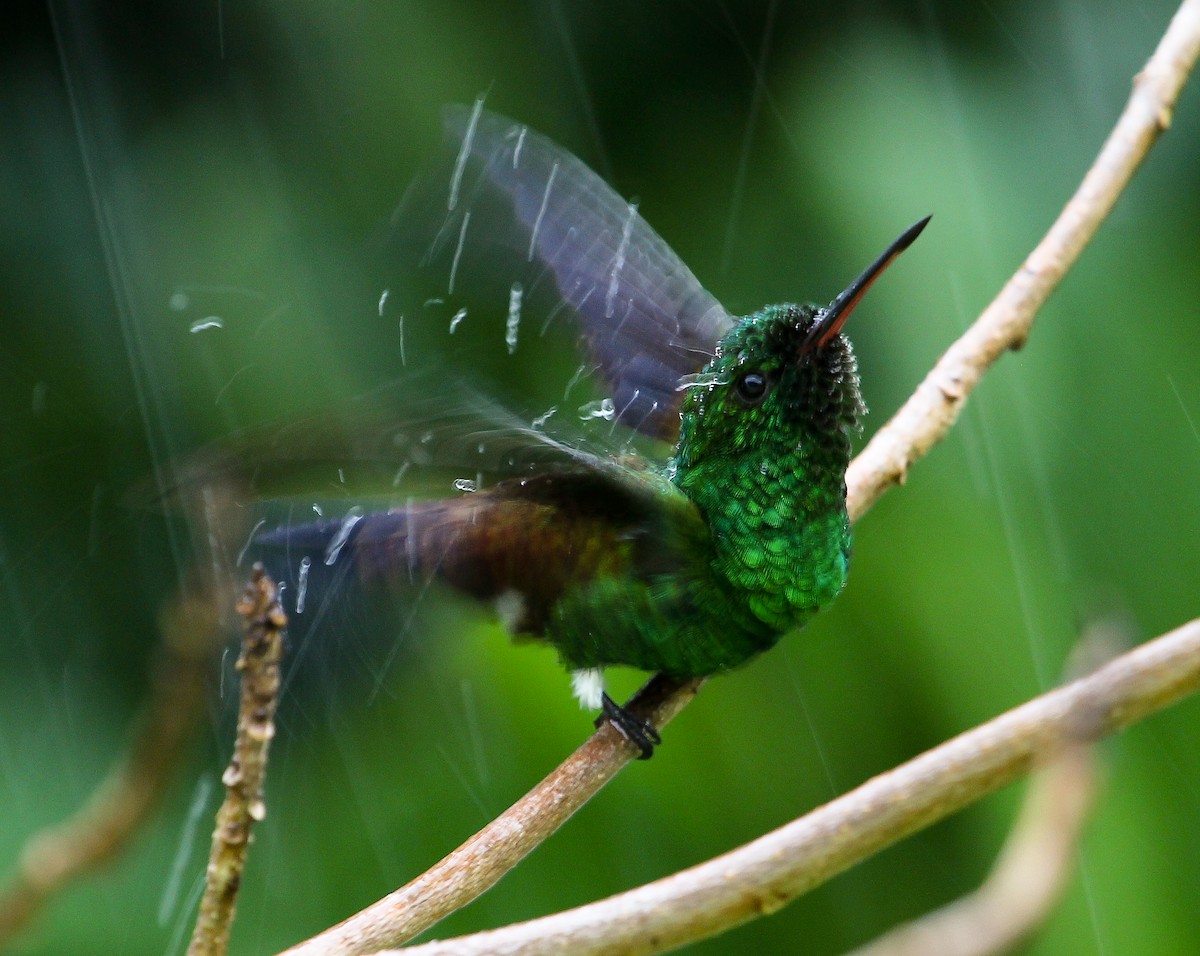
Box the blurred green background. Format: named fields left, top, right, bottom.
left=2, top=1, right=1199, bottom=953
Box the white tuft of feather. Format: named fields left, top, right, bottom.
left=570, top=668, right=605, bottom=710
left=492, top=589, right=526, bottom=632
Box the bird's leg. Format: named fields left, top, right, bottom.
left=597, top=692, right=662, bottom=760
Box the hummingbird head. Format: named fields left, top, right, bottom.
left=671, top=217, right=929, bottom=483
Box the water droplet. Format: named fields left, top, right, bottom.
left=532, top=406, right=557, bottom=429
left=512, top=126, right=527, bottom=168
left=295, top=557, right=312, bottom=614
left=563, top=364, right=589, bottom=399
left=189, top=317, right=224, bottom=333
left=454, top=478, right=478, bottom=493
left=324, top=508, right=364, bottom=565
left=676, top=370, right=725, bottom=391
left=605, top=203, right=639, bottom=319
left=506, top=282, right=523, bottom=354
left=528, top=164, right=559, bottom=262
left=449, top=211, right=471, bottom=295
left=448, top=97, right=484, bottom=212
left=449, top=307, right=468, bottom=333
left=578, top=398, right=616, bottom=421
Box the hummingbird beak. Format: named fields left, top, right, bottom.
left=802, top=215, right=931, bottom=352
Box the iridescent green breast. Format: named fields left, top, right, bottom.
left=700, top=451, right=854, bottom=628
left=682, top=439, right=851, bottom=635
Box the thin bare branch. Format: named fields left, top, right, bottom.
left=187, top=567, right=287, bottom=956
left=843, top=622, right=1126, bottom=956
left=279, top=676, right=701, bottom=956
left=276, top=2, right=1200, bottom=952
left=844, top=747, right=1097, bottom=956
left=382, top=616, right=1199, bottom=955
left=0, top=584, right=217, bottom=944
left=845, top=0, right=1200, bottom=520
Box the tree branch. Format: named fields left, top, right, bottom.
left=382, top=617, right=1197, bottom=955
left=844, top=745, right=1097, bottom=956
left=279, top=676, right=701, bottom=956
left=187, top=567, right=287, bottom=956
left=842, top=626, right=1123, bottom=956
left=278, top=0, right=1200, bottom=952
left=846, top=0, right=1200, bottom=519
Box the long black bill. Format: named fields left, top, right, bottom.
left=802, top=215, right=931, bottom=352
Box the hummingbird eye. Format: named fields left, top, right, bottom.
left=733, top=370, right=769, bottom=406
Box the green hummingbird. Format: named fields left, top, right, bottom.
left=261, top=105, right=928, bottom=757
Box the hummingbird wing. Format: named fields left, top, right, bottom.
left=410, top=105, right=734, bottom=443
left=145, top=375, right=628, bottom=512
left=256, top=461, right=701, bottom=641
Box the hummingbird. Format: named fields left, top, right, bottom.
left=260, top=105, right=928, bottom=757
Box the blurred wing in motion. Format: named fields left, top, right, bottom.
left=255, top=466, right=667, bottom=638
left=142, top=374, right=657, bottom=625
left=147, top=375, right=631, bottom=514
left=405, top=104, right=734, bottom=442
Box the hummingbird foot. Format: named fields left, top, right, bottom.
left=597, top=692, right=662, bottom=760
